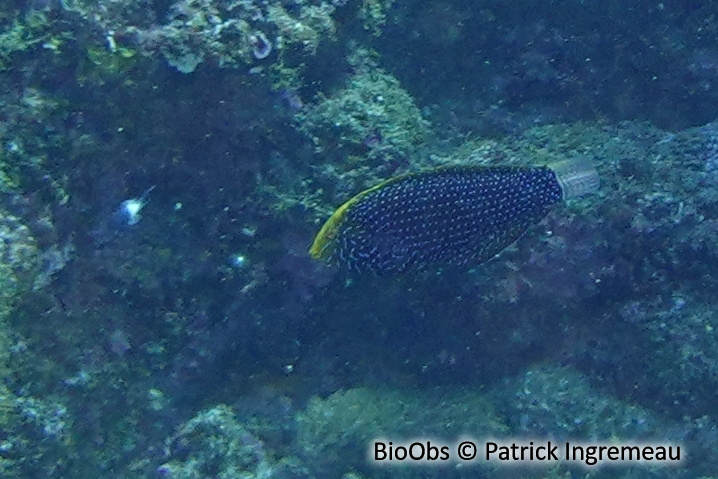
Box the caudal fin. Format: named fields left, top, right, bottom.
left=550, top=159, right=600, bottom=200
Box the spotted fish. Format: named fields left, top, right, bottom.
left=310, top=160, right=598, bottom=273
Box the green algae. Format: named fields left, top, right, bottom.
left=0, top=10, right=53, bottom=71
left=297, top=64, right=430, bottom=166
left=297, top=386, right=506, bottom=477
left=159, top=405, right=286, bottom=479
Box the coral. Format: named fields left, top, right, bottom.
left=626, top=298, right=718, bottom=413
left=297, top=52, right=429, bottom=167
left=82, top=43, right=140, bottom=82
left=359, top=0, right=396, bottom=36
left=0, top=211, right=41, bottom=311
left=136, top=0, right=257, bottom=73
left=0, top=10, right=53, bottom=71
left=0, top=391, right=75, bottom=477
left=292, top=49, right=431, bottom=213
left=296, top=386, right=505, bottom=477
left=493, top=365, right=660, bottom=440
left=59, top=0, right=348, bottom=77
left=158, top=404, right=303, bottom=478
left=373, top=0, right=718, bottom=131
left=267, top=3, right=337, bottom=55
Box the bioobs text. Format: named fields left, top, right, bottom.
left=373, top=441, right=450, bottom=462
left=371, top=439, right=682, bottom=467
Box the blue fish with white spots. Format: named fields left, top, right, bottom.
left=310, top=160, right=598, bottom=273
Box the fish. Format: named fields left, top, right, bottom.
left=309, top=160, right=599, bottom=273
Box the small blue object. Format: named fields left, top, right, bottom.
left=116, top=186, right=155, bottom=226
left=230, top=253, right=248, bottom=269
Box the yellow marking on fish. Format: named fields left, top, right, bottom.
left=309, top=178, right=394, bottom=260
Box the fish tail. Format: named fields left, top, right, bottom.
left=550, top=159, right=600, bottom=200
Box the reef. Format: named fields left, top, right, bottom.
left=157, top=404, right=309, bottom=479
left=296, top=386, right=504, bottom=477
left=293, top=48, right=432, bottom=213
left=2, top=1, right=718, bottom=478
